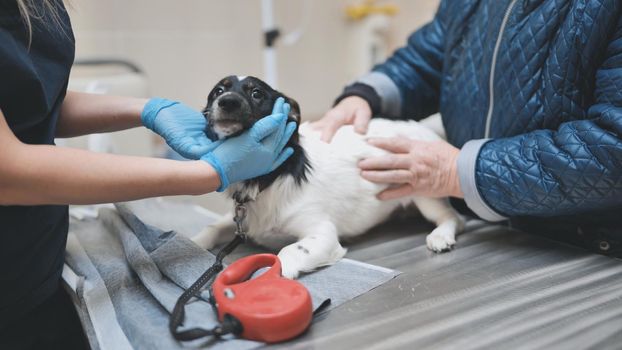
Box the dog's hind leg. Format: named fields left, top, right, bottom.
left=191, top=212, right=236, bottom=250
left=412, top=197, right=465, bottom=253
left=277, top=220, right=347, bottom=279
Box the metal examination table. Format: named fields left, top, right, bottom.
left=276, top=216, right=622, bottom=349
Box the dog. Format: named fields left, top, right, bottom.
left=192, top=75, right=464, bottom=279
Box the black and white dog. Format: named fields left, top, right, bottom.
left=192, top=76, right=464, bottom=279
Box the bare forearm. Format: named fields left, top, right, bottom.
left=57, top=91, right=148, bottom=137
left=0, top=144, right=220, bottom=205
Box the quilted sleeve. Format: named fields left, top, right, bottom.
left=348, top=1, right=447, bottom=119
left=458, top=25, right=622, bottom=221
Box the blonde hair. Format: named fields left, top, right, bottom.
left=16, top=0, right=65, bottom=45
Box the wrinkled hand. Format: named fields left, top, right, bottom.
left=311, top=96, right=371, bottom=143
left=359, top=137, right=464, bottom=200
left=202, top=98, right=297, bottom=192
left=141, top=98, right=219, bottom=159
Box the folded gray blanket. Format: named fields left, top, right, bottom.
left=63, top=199, right=399, bottom=350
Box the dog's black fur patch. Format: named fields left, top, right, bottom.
left=202, top=75, right=310, bottom=193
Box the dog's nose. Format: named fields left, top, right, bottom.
left=218, top=96, right=241, bottom=112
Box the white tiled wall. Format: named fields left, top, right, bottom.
left=67, top=0, right=440, bottom=214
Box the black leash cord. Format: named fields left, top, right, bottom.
left=169, top=234, right=245, bottom=341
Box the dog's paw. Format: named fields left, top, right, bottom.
left=277, top=236, right=346, bottom=279
left=279, top=262, right=302, bottom=280
left=191, top=227, right=219, bottom=250
left=277, top=250, right=303, bottom=279
left=426, top=232, right=456, bottom=253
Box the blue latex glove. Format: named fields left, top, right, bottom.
left=141, top=98, right=220, bottom=159
left=202, top=97, right=297, bottom=192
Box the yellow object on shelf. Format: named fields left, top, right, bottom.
left=345, top=0, right=399, bottom=21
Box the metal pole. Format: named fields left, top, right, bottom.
left=261, top=0, right=278, bottom=88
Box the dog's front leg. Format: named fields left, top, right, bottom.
left=191, top=212, right=236, bottom=250
left=277, top=221, right=347, bottom=279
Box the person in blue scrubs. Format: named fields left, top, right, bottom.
left=0, top=1, right=295, bottom=348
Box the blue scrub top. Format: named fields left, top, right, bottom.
left=0, top=0, right=75, bottom=328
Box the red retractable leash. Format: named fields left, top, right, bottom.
left=169, top=199, right=315, bottom=343
left=212, top=253, right=313, bottom=342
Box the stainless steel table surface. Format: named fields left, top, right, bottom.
left=273, top=217, right=622, bottom=350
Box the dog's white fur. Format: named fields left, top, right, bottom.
left=192, top=119, right=464, bottom=279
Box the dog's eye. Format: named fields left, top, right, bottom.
left=251, top=89, right=264, bottom=100
left=214, top=87, right=224, bottom=96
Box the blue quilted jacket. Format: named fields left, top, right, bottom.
left=343, top=0, right=622, bottom=256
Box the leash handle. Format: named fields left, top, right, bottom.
left=216, top=254, right=281, bottom=286
left=212, top=254, right=313, bottom=343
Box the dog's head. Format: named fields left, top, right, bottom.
left=203, top=75, right=301, bottom=141
left=203, top=75, right=309, bottom=196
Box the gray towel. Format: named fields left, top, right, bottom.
left=63, top=199, right=399, bottom=350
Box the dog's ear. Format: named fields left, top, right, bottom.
left=280, top=94, right=301, bottom=123
left=276, top=93, right=301, bottom=144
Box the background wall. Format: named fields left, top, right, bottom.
left=68, top=0, right=439, bottom=118
left=66, top=0, right=440, bottom=213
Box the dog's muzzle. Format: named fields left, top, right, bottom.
left=209, top=92, right=250, bottom=138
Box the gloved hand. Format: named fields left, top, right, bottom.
left=141, top=98, right=220, bottom=159
left=202, top=97, right=297, bottom=192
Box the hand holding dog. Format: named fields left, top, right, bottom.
left=202, top=98, right=297, bottom=192
left=312, top=96, right=372, bottom=142
left=359, top=137, right=464, bottom=200
left=141, top=98, right=220, bottom=159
